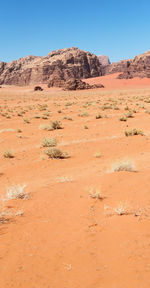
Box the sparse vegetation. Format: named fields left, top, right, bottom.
left=3, top=150, right=14, bottom=158
left=111, top=159, right=135, bottom=172
left=4, top=184, right=28, bottom=200
left=119, top=116, right=127, bottom=121
left=95, top=113, right=102, bottom=119
left=89, top=187, right=103, bottom=200
left=125, top=129, right=144, bottom=136
left=45, top=148, right=70, bottom=159
left=41, top=137, right=57, bottom=147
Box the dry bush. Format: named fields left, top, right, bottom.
left=95, top=113, right=102, bottom=119
left=119, top=116, right=127, bottom=121
left=114, top=202, right=129, bottom=215
left=4, top=184, right=28, bottom=200
left=39, top=120, right=62, bottom=131
left=89, top=187, right=103, bottom=200
left=45, top=148, right=70, bottom=159
left=125, top=129, right=144, bottom=137
left=111, top=159, right=135, bottom=172
left=3, top=150, right=14, bottom=158
left=41, top=137, right=57, bottom=147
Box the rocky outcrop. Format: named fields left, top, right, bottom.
left=63, top=78, right=104, bottom=90
left=0, top=47, right=104, bottom=86
left=103, top=59, right=131, bottom=75
left=98, top=55, right=110, bottom=66
left=103, top=50, right=150, bottom=79
left=118, top=51, right=150, bottom=79
left=48, top=78, right=104, bottom=90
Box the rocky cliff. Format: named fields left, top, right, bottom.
left=103, top=50, right=150, bottom=79
left=98, top=55, right=110, bottom=66
left=0, top=47, right=104, bottom=86
left=118, top=51, right=150, bottom=79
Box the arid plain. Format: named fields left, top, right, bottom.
left=1, top=73, right=150, bottom=287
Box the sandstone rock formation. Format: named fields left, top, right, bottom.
left=118, top=51, right=150, bottom=79
left=98, top=55, right=110, bottom=66
left=62, top=78, right=104, bottom=90
left=0, top=48, right=104, bottom=86
left=104, top=59, right=131, bottom=75
left=103, top=50, right=150, bottom=79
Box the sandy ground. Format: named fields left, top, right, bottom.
left=1, top=74, right=150, bottom=287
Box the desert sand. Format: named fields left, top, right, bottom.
left=0, top=74, right=150, bottom=287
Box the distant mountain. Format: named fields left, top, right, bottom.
left=0, top=47, right=104, bottom=86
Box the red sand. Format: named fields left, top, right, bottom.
left=0, top=74, right=150, bottom=287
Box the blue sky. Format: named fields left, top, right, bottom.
left=1, top=0, right=150, bottom=63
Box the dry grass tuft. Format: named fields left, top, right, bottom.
left=45, top=148, right=70, bottom=159
left=89, top=187, right=103, bottom=200
left=4, top=184, right=28, bottom=200
left=3, top=150, right=14, bottom=158
left=41, top=137, right=57, bottom=147
left=111, top=159, right=136, bottom=172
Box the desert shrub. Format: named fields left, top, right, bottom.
left=39, top=120, right=62, bottom=131
left=95, top=113, right=102, bottom=119
left=119, top=116, right=127, bottom=121
left=114, top=202, right=129, bottom=215
left=78, top=112, right=89, bottom=117
left=125, top=111, right=134, bottom=118
left=125, top=129, right=144, bottom=136
left=41, top=138, right=57, bottom=147
left=5, top=184, right=28, bottom=200
left=45, top=148, right=70, bottom=159
left=89, top=187, right=103, bottom=200
left=111, top=159, right=135, bottom=172
left=3, top=150, right=14, bottom=158
left=50, top=120, right=63, bottom=129
left=23, top=118, right=30, bottom=124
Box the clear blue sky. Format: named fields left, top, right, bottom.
left=1, top=0, right=150, bottom=63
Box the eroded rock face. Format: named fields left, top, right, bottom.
left=103, top=50, right=150, bottom=79
left=0, top=47, right=104, bottom=86
left=103, top=59, right=131, bottom=75
left=62, top=78, right=104, bottom=90
left=98, top=55, right=110, bottom=66
left=118, top=51, right=150, bottom=79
